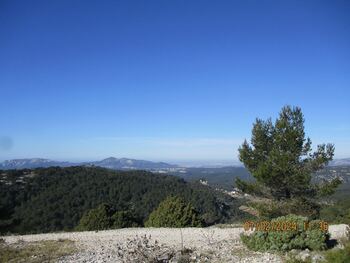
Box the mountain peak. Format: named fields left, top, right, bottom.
left=102, top=157, right=118, bottom=161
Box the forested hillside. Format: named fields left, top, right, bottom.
left=171, top=166, right=252, bottom=190
left=0, top=166, right=246, bottom=234
left=171, top=165, right=350, bottom=191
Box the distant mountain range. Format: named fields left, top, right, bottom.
left=329, top=158, right=350, bottom=166
left=0, top=157, right=349, bottom=170
left=0, top=158, right=76, bottom=169
left=88, top=157, right=178, bottom=169
left=0, top=157, right=178, bottom=170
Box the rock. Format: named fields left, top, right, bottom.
left=157, top=253, right=170, bottom=261
left=311, top=254, right=325, bottom=263
left=298, top=249, right=311, bottom=261
left=329, top=224, right=350, bottom=240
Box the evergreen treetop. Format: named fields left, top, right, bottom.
left=237, top=105, right=339, bottom=200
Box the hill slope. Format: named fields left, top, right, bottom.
left=0, top=166, right=246, bottom=234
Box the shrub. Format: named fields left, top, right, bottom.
left=111, top=210, right=140, bottom=229
left=145, top=196, right=202, bottom=227
left=76, top=203, right=113, bottom=231
left=116, top=234, right=175, bottom=262
left=324, top=242, right=350, bottom=263
left=77, top=204, right=139, bottom=231
left=240, top=214, right=329, bottom=252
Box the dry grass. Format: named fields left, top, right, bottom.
left=0, top=238, right=77, bottom=263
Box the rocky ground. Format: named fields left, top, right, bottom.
left=2, top=225, right=349, bottom=263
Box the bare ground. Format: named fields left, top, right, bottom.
left=1, top=225, right=348, bottom=263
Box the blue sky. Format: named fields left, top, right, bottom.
left=0, top=0, right=349, bottom=163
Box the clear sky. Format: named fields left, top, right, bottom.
left=0, top=0, right=349, bottom=163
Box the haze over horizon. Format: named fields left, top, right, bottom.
left=1, top=0, right=349, bottom=162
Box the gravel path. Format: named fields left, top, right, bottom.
left=1, top=225, right=348, bottom=263
left=3, top=227, right=242, bottom=249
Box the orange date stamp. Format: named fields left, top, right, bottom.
left=243, top=220, right=329, bottom=232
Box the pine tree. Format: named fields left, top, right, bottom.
left=237, top=105, right=340, bottom=201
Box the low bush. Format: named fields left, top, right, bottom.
left=76, top=203, right=113, bottom=231
left=116, top=234, right=175, bottom=262
left=76, top=203, right=140, bottom=231
left=145, top=196, right=202, bottom=227
left=111, top=210, right=140, bottom=229
left=240, top=214, right=329, bottom=252
left=324, top=242, right=350, bottom=263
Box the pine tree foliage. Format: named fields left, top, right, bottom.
left=237, top=105, right=339, bottom=200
